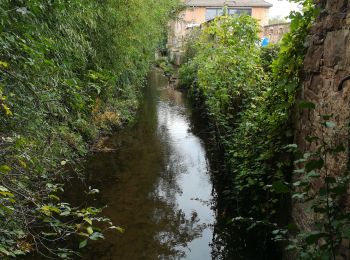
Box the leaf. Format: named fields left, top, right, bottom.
left=60, top=210, right=71, bottom=216
left=0, top=246, right=11, bottom=256
left=0, top=165, right=11, bottom=174
left=324, top=121, right=336, bottom=128
left=298, top=100, right=315, bottom=109
left=16, top=7, right=28, bottom=15
left=87, top=226, right=93, bottom=235
left=285, top=244, right=297, bottom=251
left=304, top=231, right=326, bottom=244
left=83, top=217, right=92, bottom=225
left=1, top=104, right=13, bottom=116
left=293, top=181, right=301, bottom=187
left=89, top=232, right=104, bottom=241
left=87, top=188, right=99, bottom=195
left=0, top=61, right=9, bottom=68
left=0, top=186, right=14, bottom=197
left=332, top=144, right=346, bottom=153
left=342, top=227, right=350, bottom=239
left=18, top=159, right=27, bottom=169
left=287, top=223, right=298, bottom=231
left=319, top=187, right=327, bottom=196
left=306, top=171, right=320, bottom=178
left=79, top=239, right=87, bottom=249
left=115, top=226, right=125, bottom=233
left=272, top=181, right=289, bottom=194
left=110, top=226, right=125, bottom=233
left=284, top=144, right=298, bottom=151
left=60, top=161, right=67, bottom=166
left=331, top=185, right=347, bottom=195
left=49, top=194, right=60, bottom=201
left=40, top=205, right=61, bottom=216
left=305, top=159, right=324, bottom=172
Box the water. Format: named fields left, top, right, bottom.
left=77, top=69, right=215, bottom=259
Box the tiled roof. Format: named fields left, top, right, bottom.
left=184, top=0, right=273, bottom=7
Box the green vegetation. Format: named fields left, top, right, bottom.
left=0, top=0, right=178, bottom=257
left=269, top=16, right=288, bottom=25
left=178, top=0, right=349, bottom=258
left=179, top=8, right=310, bottom=221
left=155, top=57, right=175, bottom=77
left=284, top=116, right=350, bottom=259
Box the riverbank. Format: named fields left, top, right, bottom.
left=176, top=13, right=310, bottom=259
left=0, top=1, right=179, bottom=257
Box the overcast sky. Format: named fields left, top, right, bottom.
left=265, top=0, right=300, bottom=19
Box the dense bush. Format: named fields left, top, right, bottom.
left=179, top=14, right=279, bottom=218
left=0, top=0, right=178, bottom=257
left=179, top=0, right=317, bottom=256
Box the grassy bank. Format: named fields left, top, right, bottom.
left=0, top=0, right=178, bottom=257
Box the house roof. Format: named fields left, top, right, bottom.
left=184, top=0, right=273, bottom=8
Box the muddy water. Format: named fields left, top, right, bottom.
left=79, top=69, right=215, bottom=259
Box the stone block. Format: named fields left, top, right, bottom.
left=324, top=30, right=349, bottom=68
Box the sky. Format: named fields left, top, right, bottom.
left=265, top=0, right=300, bottom=19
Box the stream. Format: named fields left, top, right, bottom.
left=75, top=69, right=216, bottom=259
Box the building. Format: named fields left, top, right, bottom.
left=263, top=22, right=290, bottom=44
left=168, top=0, right=273, bottom=64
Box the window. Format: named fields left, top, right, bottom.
left=228, top=8, right=252, bottom=16
left=206, top=7, right=252, bottom=21
left=205, top=8, right=223, bottom=21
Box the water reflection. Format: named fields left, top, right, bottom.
left=80, top=69, right=214, bottom=259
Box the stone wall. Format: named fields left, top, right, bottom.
left=294, top=0, right=350, bottom=244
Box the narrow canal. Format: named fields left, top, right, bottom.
left=77, top=69, right=216, bottom=259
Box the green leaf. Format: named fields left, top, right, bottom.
left=0, top=246, right=11, bottom=256
left=304, top=231, right=326, bottom=244
left=110, top=226, right=125, bottom=233
left=332, top=144, right=345, bottom=153
left=305, top=159, right=324, bottom=172
left=306, top=171, right=320, bottom=178
left=79, top=239, right=87, bottom=249
left=0, top=186, right=14, bottom=197
left=60, top=210, right=71, bottom=216
left=324, top=121, right=336, bottom=128
left=272, top=181, right=289, bottom=194
left=342, top=227, right=350, bottom=239
left=87, top=226, right=93, bottom=235
left=1, top=104, right=13, bottom=116
left=0, top=165, right=11, bottom=174
left=319, top=187, right=327, bottom=196
left=0, top=61, right=9, bottom=68
left=298, top=100, right=315, bottom=109
left=49, top=194, right=60, bottom=201
left=83, top=217, right=92, bottom=225
left=89, top=232, right=104, bottom=241
left=40, top=205, right=61, bottom=216
left=331, top=185, right=347, bottom=195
